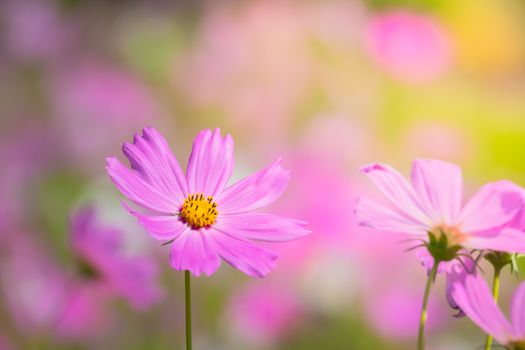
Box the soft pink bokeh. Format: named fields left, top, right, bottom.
left=226, top=283, right=303, bottom=345
left=3, top=0, right=74, bottom=62
left=366, top=10, right=453, bottom=83
left=50, top=62, right=160, bottom=167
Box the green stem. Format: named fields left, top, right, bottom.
left=417, top=261, right=439, bottom=350
left=484, top=266, right=502, bottom=350
left=185, top=270, right=192, bottom=350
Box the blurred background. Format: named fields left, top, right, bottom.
left=1, top=0, right=525, bottom=349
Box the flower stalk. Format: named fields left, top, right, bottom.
left=418, top=260, right=439, bottom=350
left=483, top=252, right=511, bottom=350
left=185, top=270, right=192, bottom=350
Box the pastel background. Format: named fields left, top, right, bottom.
left=1, top=0, right=525, bottom=349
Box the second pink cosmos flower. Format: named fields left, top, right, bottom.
left=355, top=159, right=525, bottom=254
left=106, top=127, right=309, bottom=277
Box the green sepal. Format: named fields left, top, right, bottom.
left=426, top=231, right=462, bottom=262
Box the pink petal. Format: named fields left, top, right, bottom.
left=169, top=229, right=221, bottom=277
left=445, top=257, right=475, bottom=317
left=217, top=158, right=289, bottom=214
left=411, top=159, right=462, bottom=224
left=123, top=202, right=186, bottom=241
left=511, top=282, right=525, bottom=338
left=215, top=213, right=309, bottom=242
left=106, top=157, right=178, bottom=213
left=458, top=180, right=523, bottom=233
left=451, top=273, right=514, bottom=344
left=210, top=228, right=279, bottom=278
left=355, top=197, right=427, bottom=235
left=467, top=228, right=525, bottom=253
left=122, top=127, right=188, bottom=204
left=360, top=163, right=431, bottom=226
left=186, top=128, right=234, bottom=197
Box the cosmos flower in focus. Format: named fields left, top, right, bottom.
left=355, top=159, right=525, bottom=263
left=106, top=127, right=309, bottom=277
left=451, top=271, right=525, bottom=348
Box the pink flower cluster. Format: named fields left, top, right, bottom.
left=0, top=207, right=163, bottom=341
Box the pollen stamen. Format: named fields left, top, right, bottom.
left=180, top=193, right=218, bottom=229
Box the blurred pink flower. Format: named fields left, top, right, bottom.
left=107, top=127, right=309, bottom=277
left=0, top=333, right=14, bottom=350
left=226, top=283, right=302, bottom=345
left=451, top=271, right=525, bottom=347
left=366, top=11, right=452, bottom=83
left=403, top=122, right=474, bottom=163
left=0, top=235, right=107, bottom=339
left=70, top=206, right=164, bottom=310
left=0, top=207, right=163, bottom=341
left=3, top=0, right=73, bottom=62
left=356, top=159, right=525, bottom=256
left=0, top=123, right=59, bottom=222
left=51, top=62, right=160, bottom=166
left=55, top=284, right=111, bottom=340
left=366, top=285, right=445, bottom=340
left=299, top=115, right=373, bottom=166
left=173, top=1, right=311, bottom=141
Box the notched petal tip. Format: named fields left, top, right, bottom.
left=271, top=157, right=291, bottom=178
left=360, top=163, right=388, bottom=174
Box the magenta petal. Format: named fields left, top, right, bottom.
left=123, top=203, right=186, bottom=241
left=122, top=127, right=188, bottom=204
left=169, top=229, right=221, bottom=276
left=444, top=257, right=476, bottom=317
left=106, top=157, right=178, bottom=213
left=210, top=228, right=279, bottom=278
left=186, top=129, right=234, bottom=197
left=511, top=282, right=525, bottom=337
left=467, top=227, right=525, bottom=253
left=458, top=180, right=524, bottom=233
left=411, top=159, right=462, bottom=224
left=451, top=273, right=514, bottom=344
left=355, top=197, right=427, bottom=235
left=215, top=213, right=309, bottom=242
left=217, top=158, right=290, bottom=214
left=360, top=163, right=430, bottom=226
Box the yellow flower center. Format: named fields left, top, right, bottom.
left=180, top=193, right=218, bottom=229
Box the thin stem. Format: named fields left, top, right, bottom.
left=185, top=270, right=192, bottom=350
left=417, top=261, right=439, bottom=350
left=484, top=266, right=502, bottom=350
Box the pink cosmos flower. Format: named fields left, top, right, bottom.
left=70, top=206, right=164, bottom=310
left=450, top=271, right=525, bottom=348
left=106, top=127, right=309, bottom=277
left=355, top=159, right=525, bottom=256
